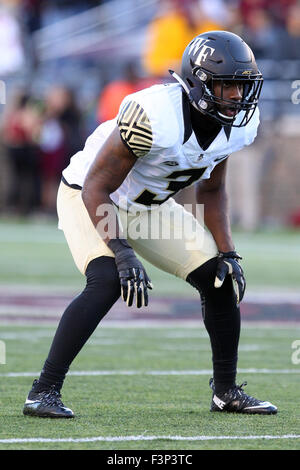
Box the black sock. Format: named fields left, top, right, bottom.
left=37, top=256, right=120, bottom=391
left=187, top=258, right=240, bottom=394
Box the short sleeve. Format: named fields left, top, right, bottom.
left=117, top=100, right=153, bottom=158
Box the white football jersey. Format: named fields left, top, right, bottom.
left=63, top=83, right=259, bottom=211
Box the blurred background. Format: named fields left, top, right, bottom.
left=0, top=0, right=299, bottom=226
left=0, top=0, right=300, bottom=320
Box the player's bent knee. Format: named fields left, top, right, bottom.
left=85, top=256, right=121, bottom=296
left=186, top=257, right=218, bottom=292
left=186, top=257, right=236, bottom=309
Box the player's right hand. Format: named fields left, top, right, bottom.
left=108, top=238, right=153, bottom=308
left=119, top=267, right=153, bottom=308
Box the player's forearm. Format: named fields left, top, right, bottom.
left=82, top=166, right=152, bottom=308
left=81, top=129, right=136, bottom=244
left=81, top=178, right=121, bottom=244
left=197, top=185, right=235, bottom=252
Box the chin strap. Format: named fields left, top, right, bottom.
left=169, top=69, right=191, bottom=96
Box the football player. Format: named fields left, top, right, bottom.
left=23, top=31, right=277, bottom=418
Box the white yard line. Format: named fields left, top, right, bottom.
left=0, top=434, right=299, bottom=444
left=1, top=368, right=300, bottom=378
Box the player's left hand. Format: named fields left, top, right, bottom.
left=214, top=251, right=246, bottom=304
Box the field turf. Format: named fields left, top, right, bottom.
left=1, top=219, right=300, bottom=293
left=0, top=219, right=299, bottom=451
left=0, top=324, right=300, bottom=450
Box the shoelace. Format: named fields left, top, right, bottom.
left=39, top=385, right=64, bottom=408
left=230, top=382, right=261, bottom=407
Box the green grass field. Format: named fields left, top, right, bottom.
left=0, top=324, right=299, bottom=450
left=1, top=219, right=300, bottom=294
left=0, top=219, right=300, bottom=450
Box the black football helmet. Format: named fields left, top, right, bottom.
left=170, top=30, right=263, bottom=127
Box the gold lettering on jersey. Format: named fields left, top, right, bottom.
left=189, top=38, right=215, bottom=65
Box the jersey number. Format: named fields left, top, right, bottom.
left=134, top=168, right=207, bottom=206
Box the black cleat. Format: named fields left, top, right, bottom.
left=209, top=378, right=277, bottom=415
left=23, top=380, right=74, bottom=418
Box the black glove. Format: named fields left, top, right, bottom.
left=108, top=238, right=153, bottom=308
left=214, top=251, right=246, bottom=304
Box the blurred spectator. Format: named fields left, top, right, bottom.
left=239, top=0, right=297, bottom=27
left=97, top=61, right=157, bottom=123
left=269, top=0, right=297, bottom=25
left=198, top=0, right=233, bottom=26
left=22, top=0, right=43, bottom=33
left=0, top=4, right=25, bottom=76
left=1, top=91, right=42, bottom=215
left=142, top=0, right=226, bottom=78
left=19, top=0, right=44, bottom=70
left=97, top=62, right=140, bottom=123
left=240, top=8, right=285, bottom=59
left=39, top=86, right=84, bottom=213
left=289, top=207, right=300, bottom=227
left=240, top=0, right=300, bottom=60
left=283, top=1, right=300, bottom=59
